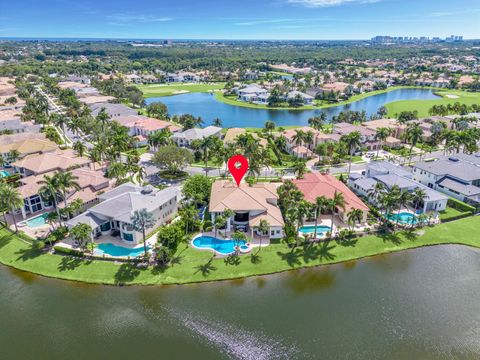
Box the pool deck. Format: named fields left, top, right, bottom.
left=6, top=212, right=55, bottom=240
left=59, top=233, right=157, bottom=250
left=300, top=215, right=371, bottom=239
left=191, top=231, right=271, bottom=257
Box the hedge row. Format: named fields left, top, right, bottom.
left=53, top=246, right=84, bottom=257
left=440, top=212, right=473, bottom=223
left=447, top=198, right=476, bottom=214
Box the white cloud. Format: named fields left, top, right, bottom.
left=235, top=18, right=306, bottom=26
left=107, top=13, right=173, bottom=23
left=428, top=9, right=480, bottom=17
left=286, top=0, right=380, bottom=7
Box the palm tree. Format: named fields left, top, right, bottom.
left=46, top=211, right=59, bottom=232
left=0, top=185, right=23, bottom=232
left=213, top=118, right=222, bottom=127
left=214, top=214, right=226, bottom=239
left=375, top=127, right=392, bottom=159
left=405, top=123, right=424, bottom=164
left=328, top=191, right=346, bottom=238
left=191, top=135, right=222, bottom=176
left=292, top=130, right=305, bottom=146
left=308, top=114, right=326, bottom=131
left=347, top=209, right=363, bottom=230
left=264, top=120, right=276, bottom=137
left=411, top=188, right=427, bottom=214
left=39, top=174, right=62, bottom=225
left=50, top=113, right=69, bottom=135
left=367, top=181, right=386, bottom=204
left=313, top=196, right=328, bottom=239
left=255, top=219, right=270, bottom=251
left=130, top=208, right=156, bottom=258
left=292, top=158, right=307, bottom=178
left=395, top=189, right=412, bottom=227
left=304, top=131, right=315, bottom=150
left=342, top=131, right=362, bottom=176
left=96, top=108, right=111, bottom=132
left=70, top=223, right=93, bottom=250
left=106, top=162, right=128, bottom=184
left=55, top=171, right=81, bottom=210
left=73, top=140, right=87, bottom=157
left=8, top=149, right=20, bottom=164
left=178, top=205, right=198, bottom=234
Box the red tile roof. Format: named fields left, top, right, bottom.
left=293, top=173, right=369, bottom=212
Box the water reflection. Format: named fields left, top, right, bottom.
left=282, top=267, right=336, bottom=294
left=152, top=89, right=440, bottom=128
left=1, top=245, right=480, bottom=359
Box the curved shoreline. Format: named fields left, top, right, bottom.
left=0, top=216, right=478, bottom=286
left=212, top=86, right=442, bottom=111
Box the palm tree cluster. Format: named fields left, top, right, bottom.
left=277, top=180, right=360, bottom=243
left=38, top=171, right=81, bottom=224
left=369, top=183, right=427, bottom=229
left=429, top=103, right=480, bottom=117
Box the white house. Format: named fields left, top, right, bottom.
left=66, top=184, right=179, bottom=244
left=171, top=126, right=222, bottom=147
left=349, top=161, right=448, bottom=213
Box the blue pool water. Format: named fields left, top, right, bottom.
left=0, top=170, right=9, bottom=178
left=192, top=236, right=247, bottom=255
left=94, top=243, right=150, bottom=257
left=299, top=225, right=331, bottom=236
left=387, top=212, right=418, bottom=225
left=26, top=213, right=49, bottom=228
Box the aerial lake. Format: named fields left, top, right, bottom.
left=2, top=245, right=480, bottom=359
left=147, top=88, right=440, bottom=128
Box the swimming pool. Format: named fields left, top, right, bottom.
left=192, top=235, right=247, bottom=255
left=94, top=243, right=150, bottom=257
left=299, top=225, right=331, bottom=236
left=25, top=213, right=50, bottom=228
left=386, top=212, right=418, bottom=225
left=0, top=170, right=9, bottom=178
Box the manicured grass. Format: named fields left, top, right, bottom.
left=385, top=90, right=480, bottom=118
left=214, top=93, right=320, bottom=110
left=138, top=83, right=225, bottom=98
left=439, top=207, right=471, bottom=222
left=1, top=216, right=480, bottom=286
left=215, top=86, right=442, bottom=111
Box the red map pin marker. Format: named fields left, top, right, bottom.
left=227, top=154, right=249, bottom=187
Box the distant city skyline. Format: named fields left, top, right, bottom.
left=1, top=0, right=479, bottom=40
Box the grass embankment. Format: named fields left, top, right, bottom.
left=0, top=216, right=479, bottom=286
left=138, top=83, right=225, bottom=98
left=214, top=86, right=442, bottom=111
left=385, top=90, right=480, bottom=118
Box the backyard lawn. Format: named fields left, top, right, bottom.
left=385, top=90, right=480, bottom=118
left=138, top=83, right=225, bottom=97
left=0, top=216, right=480, bottom=286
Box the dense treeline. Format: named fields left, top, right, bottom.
left=1, top=40, right=480, bottom=76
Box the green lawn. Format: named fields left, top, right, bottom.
left=214, top=86, right=443, bottom=111
left=1, top=216, right=480, bottom=286
left=138, top=83, right=226, bottom=98
left=439, top=207, right=471, bottom=222
left=385, top=90, right=480, bottom=118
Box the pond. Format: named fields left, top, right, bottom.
left=148, top=88, right=440, bottom=128
left=1, top=245, right=480, bottom=359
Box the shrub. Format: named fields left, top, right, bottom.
left=33, top=241, right=46, bottom=250
left=53, top=246, right=84, bottom=257
left=154, top=247, right=172, bottom=267
left=447, top=198, right=476, bottom=214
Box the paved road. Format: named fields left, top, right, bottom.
left=35, top=85, right=94, bottom=149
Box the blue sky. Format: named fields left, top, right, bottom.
left=1, top=0, right=479, bottom=40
